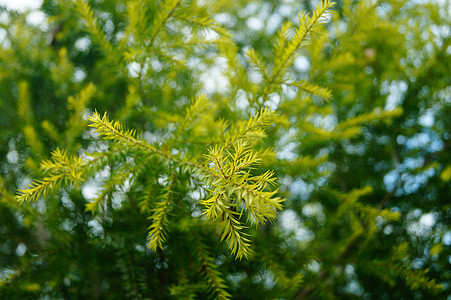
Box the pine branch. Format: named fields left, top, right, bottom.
left=200, top=193, right=253, bottom=260
left=165, top=38, right=217, bottom=49
left=217, top=39, right=253, bottom=99
left=150, top=0, right=182, bottom=44
left=41, top=120, right=61, bottom=142
left=261, top=0, right=335, bottom=102
left=88, top=111, right=206, bottom=172
left=193, top=232, right=231, bottom=299
left=246, top=48, right=268, bottom=80
left=22, top=125, right=45, bottom=158
left=16, top=174, right=64, bottom=203
left=154, top=48, right=187, bottom=67
left=147, top=173, right=175, bottom=251
left=233, top=171, right=283, bottom=225
left=124, top=0, right=148, bottom=46
left=66, top=83, right=96, bottom=149
left=74, top=0, right=118, bottom=64
left=139, top=181, right=154, bottom=215
left=0, top=177, right=18, bottom=207
left=17, top=81, right=45, bottom=157
left=17, top=81, right=33, bottom=121
left=202, top=141, right=283, bottom=259
left=172, top=13, right=231, bottom=38
left=284, top=80, right=332, bottom=102
left=391, top=243, right=444, bottom=293
left=259, top=248, right=303, bottom=295
left=221, top=208, right=253, bottom=260
left=19, top=109, right=281, bottom=261
left=16, top=149, right=84, bottom=203
left=273, top=21, right=292, bottom=63
left=169, top=94, right=209, bottom=148
left=334, top=107, right=403, bottom=130
left=88, top=111, right=161, bottom=154
left=16, top=148, right=120, bottom=204
left=85, top=157, right=152, bottom=214
left=273, top=0, right=335, bottom=80
left=169, top=271, right=196, bottom=300
left=224, top=108, right=276, bottom=147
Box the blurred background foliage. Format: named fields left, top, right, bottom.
left=0, top=0, right=449, bottom=299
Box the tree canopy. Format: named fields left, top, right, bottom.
left=0, top=0, right=449, bottom=299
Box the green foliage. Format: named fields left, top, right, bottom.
left=147, top=173, right=175, bottom=251
left=272, top=0, right=335, bottom=81
left=0, top=0, right=449, bottom=299
left=202, top=140, right=283, bottom=259
left=16, top=149, right=85, bottom=203
left=194, top=233, right=231, bottom=300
